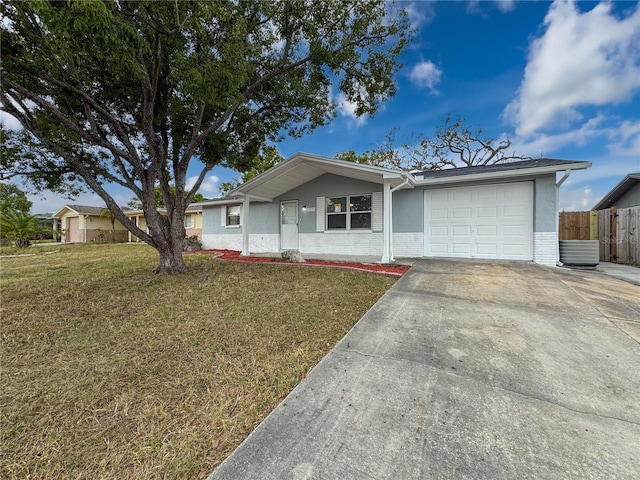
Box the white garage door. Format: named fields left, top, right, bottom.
left=424, top=182, right=533, bottom=260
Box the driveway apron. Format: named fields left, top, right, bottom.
left=209, top=259, right=640, bottom=480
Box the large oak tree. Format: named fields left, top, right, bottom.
left=1, top=0, right=410, bottom=274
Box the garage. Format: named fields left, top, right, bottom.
left=424, top=181, right=534, bottom=260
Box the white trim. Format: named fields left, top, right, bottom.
left=381, top=180, right=392, bottom=263
left=372, top=191, right=383, bottom=231
left=413, top=162, right=590, bottom=186
left=316, top=196, right=325, bottom=232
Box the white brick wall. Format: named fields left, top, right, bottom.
left=534, top=232, right=558, bottom=266
left=202, top=234, right=279, bottom=253
left=299, top=232, right=384, bottom=256
left=393, top=232, right=424, bottom=257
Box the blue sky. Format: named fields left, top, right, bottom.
left=8, top=0, right=640, bottom=214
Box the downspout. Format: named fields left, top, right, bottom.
left=555, top=169, right=571, bottom=266
left=84, top=215, right=88, bottom=243
left=388, top=177, right=411, bottom=262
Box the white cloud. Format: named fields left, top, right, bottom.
left=409, top=61, right=442, bottom=94
left=186, top=174, right=219, bottom=195
left=504, top=0, right=640, bottom=137
left=335, top=89, right=369, bottom=127
left=608, top=120, right=640, bottom=158
left=509, top=115, right=607, bottom=157
left=495, top=1, right=516, bottom=13
left=404, top=2, right=436, bottom=28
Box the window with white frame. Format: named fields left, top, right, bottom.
left=226, top=205, right=241, bottom=226
left=326, top=194, right=371, bottom=230
left=184, top=214, right=193, bottom=228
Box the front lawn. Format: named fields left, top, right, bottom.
left=0, top=244, right=396, bottom=479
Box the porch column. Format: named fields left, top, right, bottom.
left=381, top=179, right=392, bottom=263
left=241, top=195, right=250, bottom=256
left=52, top=218, right=58, bottom=242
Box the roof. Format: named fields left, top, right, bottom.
left=414, top=158, right=590, bottom=179
left=592, top=173, right=640, bottom=210
left=199, top=154, right=593, bottom=207
left=52, top=204, right=106, bottom=217
left=413, top=158, right=591, bottom=185
left=227, top=152, right=411, bottom=201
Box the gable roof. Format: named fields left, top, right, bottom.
left=203, top=154, right=592, bottom=205
left=52, top=204, right=106, bottom=218
left=229, top=152, right=412, bottom=201
left=592, top=173, right=640, bottom=210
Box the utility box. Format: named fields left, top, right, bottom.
left=559, top=240, right=600, bottom=266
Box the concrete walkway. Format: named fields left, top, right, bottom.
left=208, top=260, right=640, bottom=480
left=596, top=262, right=640, bottom=286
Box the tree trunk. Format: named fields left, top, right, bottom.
left=154, top=243, right=189, bottom=275
left=151, top=209, right=189, bottom=275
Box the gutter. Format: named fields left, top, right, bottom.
left=556, top=169, right=571, bottom=187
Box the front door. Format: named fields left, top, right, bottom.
left=280, top=200, right=299, bottom=250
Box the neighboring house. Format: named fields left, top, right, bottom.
left=200, top=153, right=591, bottom=267
left=52, top=205, right=129, bottom=243
left=125, top=204, right=204, bottom=242
left=592, top=173, right=640, bottom=210
left=592, top=173, right=640, bottom=264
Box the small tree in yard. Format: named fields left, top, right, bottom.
left=1, top=210, right=37, bottom=248
left=1, top=1, right=411, bottom=274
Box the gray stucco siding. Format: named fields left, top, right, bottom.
left=393, top=189, right=423, bottom=233
left=273, top=174, right=383, bottom=235
left=533, top=174, right=557, bottom=232
left=202, top=202, right=279, bottom=235
left=614, top=183, right=640, bottom=208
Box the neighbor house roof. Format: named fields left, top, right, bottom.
left=592, top=173, right=640, bottom=210
left=52, top=204, right=106, bottom=218
left=413, top=158, right=591, bottom=184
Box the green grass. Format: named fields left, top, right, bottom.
left=0, top=243, right=396, bottom=479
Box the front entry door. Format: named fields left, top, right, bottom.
left=280, top=200, right=299, bottom=250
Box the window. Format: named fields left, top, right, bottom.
left=326, top=194, right=371, bottom=230
left=226, top=205, right=241, bottom=226
left=184, top=214, right=193, bottom=228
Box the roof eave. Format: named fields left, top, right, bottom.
left=592, top=173, right=640, bottom=210
left=413, top=162, right=592, bottom=186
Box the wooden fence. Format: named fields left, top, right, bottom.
left=559, top=211, right=598, bottom=241
left=560, top=206, right=639, bottom=265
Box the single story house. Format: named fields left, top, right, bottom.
left=200, top=153, right=591, bottom=266
left=53, top=205, right=129, bottom=243
left=125, top=204, right=204, bottom=242
left=592, top=173, right=640, bottom=210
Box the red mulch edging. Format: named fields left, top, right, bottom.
left=191, top=249, right=411, bottom=277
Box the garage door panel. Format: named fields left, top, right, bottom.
left=452, top=207, right=472, bottom=219
left=430, top=225, right=448, bottom=237
left=503, top=225, right=527, bottom=236
left=452, top=243, right=472, bottom=255
left=424, top=182, right=533, bottom=260
left=477, top=225, right=498, bottom=237
left=477, top=206, right=497, bottom=218
left=452, top=225, right=472, bottom=237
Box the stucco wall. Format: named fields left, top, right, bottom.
left=613, top=182, right=640, bottom=208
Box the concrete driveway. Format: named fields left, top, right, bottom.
left=209, top=259, right=640, bottom=480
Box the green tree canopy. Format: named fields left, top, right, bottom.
left=219, top=145, right=284, bottom=196
left=0, top=182, right=32, bottom=217
left=126, top=187, right=208, bottom=210
left=1, top=0, right=411, bottom=274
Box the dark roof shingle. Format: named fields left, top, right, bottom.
left=414, top=158, right=589, bottom=179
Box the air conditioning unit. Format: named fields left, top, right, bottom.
left=559, top=240, right=599, bottom=266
